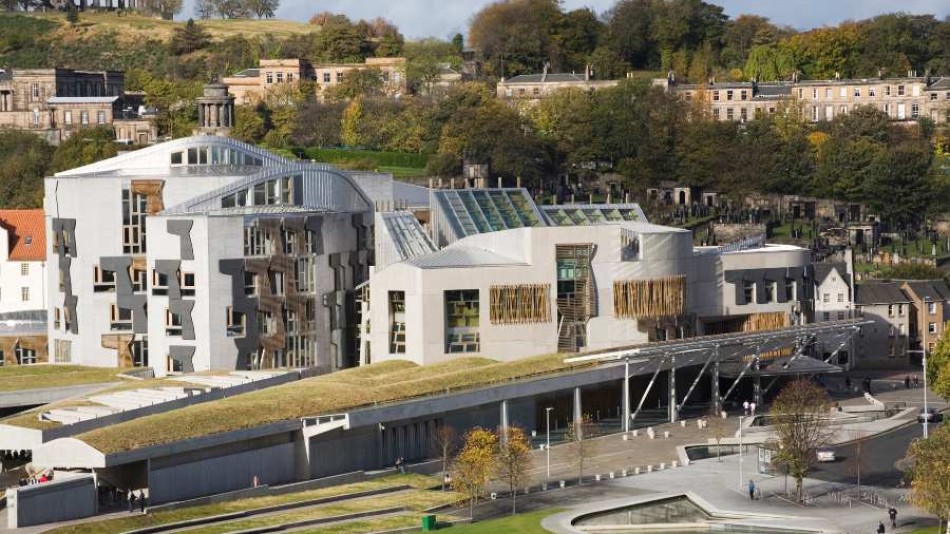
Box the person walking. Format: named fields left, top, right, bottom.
left=750, top=402, right=757, bottom=417
left=913, top=375, right=920, bottom=388
left=743, top=401, right=750, bottom=416
left=904, top=376, right=911, bottom=389
left=888, top=507, right=898, bottom=529
left=748, top=479, right=756, bottom=500
left=844, top=376, right=852, bottom=391
left=877, top=520, right=885, bottom=533
left=138, top=490, right=146, bottom=513
left=128, top=490, right=137, bottom=513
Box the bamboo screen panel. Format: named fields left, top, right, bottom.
left=613, top=275, right=687, bottom=319
left=741, top=312, right=789, bottom=332
left=490, top=284, right=552, bottom=324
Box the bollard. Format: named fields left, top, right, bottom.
left=660, top=462, right=665, bottom=470
left=542, top=483, right=548, bottom=491
left=680, top=420, right=687, bottom=428
left=621, top=469, right=628, bottom=477
left=635, top=467, right=641, bottom=475
left=532, top=430, right=537, bottom=438
left=595, top=474, right=602, bottom=481
left=664, top=431, right=670, bottom=439
left=647, top=465, right=653, bottom=473
left=622, top=434, right=629, bottom=441
left=491, top=492, right=497, bottom=500
left=609, top=471, right=615, bottom=479
left=559, top=480, right=566, bottom=488
left=632, top=429, right=639, bottom=437
left=672, top=461, right=678, bottom=468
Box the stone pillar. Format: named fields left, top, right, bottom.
left=753, top=356, right=762, bottom=407
left=668, top=356, right=677, bottom=423
left=711, top=360, right=721, bottom=415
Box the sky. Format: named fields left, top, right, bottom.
left=181, top=0, right=950, bottom=40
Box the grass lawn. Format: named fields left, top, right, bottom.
left=0, top=365, right=123, bottom=393
left=379, top=166, right=428, bottom=178
left=910, top=528, right=943, bottom=534
left=18, top=11, right=313, bottom=42
left=44, top=475, right=450, bottom=534
left=436, top=508, right=563, bottom=533
left=78, top=354, right=598, bottom=453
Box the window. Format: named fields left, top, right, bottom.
left=824, top=88, right=832, bottom=98
left=812, top=88, right=818, bottom=99
left=837, top=293, right=844, bottom=303
left=784, top=279, right=796, bottom=301
left=888, top=304, right=895, bottom=317
left=54, top=307, right=61, bottom=330
left=165, top=308, right=183, bottom=336
left=928, top=301, right=937, bottom=315
left=20, top=263, right=28, bottom=275
left=823, top=312, right=830, bottom=321
left=823, top=293, right=830, bottom=304
left=740, top=90, right=747, bottom=100
left=742, top=281, right=754, bottom=304
left=712, top=108, right=720, bottom=120
left=854, top=87, right=861, bottom=97
left=80, top=111, right=89, bottom=125
left=797, top=88, right=803, bottom=99
left=32, top=110, right=40, bottom=126
left=265, top=72, right=273, bottom=84
left=226, top=306, right=246, bottom=337
left=812, top=106, right=819, bottom=121
left=93, top=265, right=117, bottom=292
left=243, top=271, right=257, bottom=295
left=323, top=72, right=330, bottom=83
left=269, top=270, right=285, bottom=296
left=764, top=281, right=776, bottom=303
left=276, top=72, right=283, bottom=83
left=152, top=270, right=169, bottom=296
left=885, top=85, right=891, bottom=96
left=869, top=87, right=876, bottom=97
left=931, top=93, right=938, bottom=101
left=726, top=108, right=734, bottom=121
left=898, top=304, right=905, bottom=316
left=445, top=289, right=480, bottom=353
left=131, top=267, right=147, bottom=292
left=110, top=304, right=133, bottom=331
left=900, top=323, right=905, bottom=335
left=122, top=189, right=148, bottom=254
left=244, top=226, right=268, bottom=256
left=726, top=90, right=734, bottom=101
left=740, top=108, right=748, bottom=121
left=20, top=287, right=29, bottom=302
left=287, top=73, right=294, bottom=83
left=179, top=272, right=196, bottom=296
left=64, top=111, right=72, bottom=125
left=97, top=110, right=106, bottom=125
left=912, top=103, right=919, bottom=118
left=15, top=344, right=37, bottom=365
left=336, top=71, right=343, bottom=83
left=131, top=339, right=148, bottom=367
left=838, top=311, right=845, bottom=320
left=54, top=339, right=71, bottom=363
left=712, top=91, right=720, bottom=101
left=389, top=291, right=406, bottom=353
left=897, top=85, right=905, bottom=96
left=257, top=310, right=275, bottom=335
left=929, top=322, right=938, bottom=334
left=839, top=87, right=847, bottom=98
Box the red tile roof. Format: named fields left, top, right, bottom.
left=0, top=209, right=46, bottom=262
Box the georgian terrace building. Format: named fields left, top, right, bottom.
left=655, top=73, right=950, bottom=124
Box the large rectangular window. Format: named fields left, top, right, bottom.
left=15, top=345, right=37, bottom=365
left=389, top=291, right=406, bottom=353
left=122, top=189, right=148, bottom=254
left=110, top=304, right=133, bottom=331
left=226, top=306, right=246, bottom=337
left=131, top=338, right=148, bottom=367
left=445, top=289, right=480, bottom=353
left=94, top=265, right=117, bottom=292
left=165, top=309, right=183, bottom=336
left=742, top=281, right=755, bottom=304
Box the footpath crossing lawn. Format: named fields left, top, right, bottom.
left=44, top=475, right=450, bottom=534
left=433, top=508, right=562, bottom=534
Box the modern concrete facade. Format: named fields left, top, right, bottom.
left=365, top=188, right=812, bottom=366
left=0, top=68, right=156, bottom=145
left=44, top=136, right=373, bottom=374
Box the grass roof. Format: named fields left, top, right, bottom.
left=79, top=354, right=596, bottom=454
left=0, top=365, right=123, bottom=393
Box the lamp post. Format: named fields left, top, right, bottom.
left=545, top=407, right=554, bottom=479
left=908, top=349, right=930, bottom=438
left=738, top=415, right=744, bottom=492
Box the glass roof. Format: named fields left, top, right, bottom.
left=435, top=189, right=546, bottom=238
left=541, top=204, right=645, bottom=226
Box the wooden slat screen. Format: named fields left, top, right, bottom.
left=490, top=284, right=552, bottom=324
left=613, top=275, right=687, bottom=319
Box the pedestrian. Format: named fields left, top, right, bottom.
left=888, top=507, right=897, bottom=529
left=877, top=520, right=885, bottom=533
left=845, top=376, right=852, bottom=391
left=128, top=490, right=137, bottom=513
left=138, top=490, right=146, bottom=513
left=748, top=479, right=755, bottom=500
left=913, top=375, right=920, bottom=388
left=743, top=400, right=750, bottom=416
left=905, top=376, right=911, bottom=389
left=750, top=402, right=757, bottom=417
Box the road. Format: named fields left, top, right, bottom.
left=811, top=420, right=929, bottom=487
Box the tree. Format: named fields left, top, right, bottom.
left=0, top=131, right=53, bottom=208
left=907, top=424, right=950, bottom=534
left=770, top=379, right=834, bottom=502
left=450, top=427, right=498, bottom=518
left=169, top=19, right=211, bottom=55
left=564, top=413, right=598, bottom=485
left=51, top=126, right=118, bottom=173
left=340, top=97, right=362, bottom=147
left=706, top=414, right=729, bottom=462
left=928, top=328, right=950, bottom=401
left=324, top=68, right=384, bottom=101
left=469, top=0, right=564, bottom=77
left=65, top=3, right=78, bottom=24
left=429, top=424, right=457, bottom=491
left=495, top=426, right=532, bottom=515
left=140, top=0, right=182, bottom=18
left=245, top=0, right=278, bottom=18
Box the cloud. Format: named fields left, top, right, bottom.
left=179, top=0, right=949, bottom=39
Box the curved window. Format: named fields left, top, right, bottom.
left=171, top=147, right=264, bottom=167
left=220, top=176, right=298, bottom=209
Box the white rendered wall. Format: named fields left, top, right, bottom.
left=815, top=268, right=854, bottom=321
left=0, top=229, right=47, bottom=313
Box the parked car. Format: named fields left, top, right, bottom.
left=816, top=448, right=836, bottom=462
left=917, top=408, right=944, bottom=423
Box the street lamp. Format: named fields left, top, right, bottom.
left=545, top=407, right=554, bottom=479
left=908, top=349, right=930, bottom=438
left=738, top=415, right=744, bottom=492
